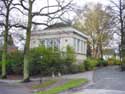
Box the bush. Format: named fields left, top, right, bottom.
left=108, top=56, right=121, bottom=65
left=0, top=50, right=2, bottom=61
left=7, top=51, right=23, bottom=75
left=114, top=59, right=121, bottom=65
left=0, top=61, right=1, bottom=74
left=84, top=58, right=98, bottom=71
left=97, top=58, right=108, bottom=67
left=29, top=45, right=77, bottom=76
left=0, top=45, right=85, bottom=76
left=78, top=63, right=85, bottom=72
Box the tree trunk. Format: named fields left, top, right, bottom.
left=2, top=30, right=8, bottom=79
left=2, top=8, right=9, bottom=79
left=23, top=0, right=32, bottom=82
left=119, top=0, right=125, bottom=70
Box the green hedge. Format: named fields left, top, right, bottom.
left=0, top=46, right=79, bottom=76
left=84, top=58, right=98, bottom=71
left=0, top=46, right=94, bottom=76
left=29, top=46, right=77, bottom=76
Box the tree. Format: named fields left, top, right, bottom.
left=0, top=0, right=15, bottom=79
left=110, top=0, right=125, bottom=70
left=13, top=0, right=72, bottom=82
left=74, top=3, right=113, bottom=59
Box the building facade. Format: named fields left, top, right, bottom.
left=30, top=26, right=88, bottom=63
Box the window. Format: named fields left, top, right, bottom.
left=40, top=38, right=60, bottom=49
left=53, top=39, right=60, bottom=49
left=39, top=40, right=45, bottom=45
left=74, top=38, right=76, bottom=52
left=81, top=41, right=83, bottom=53
left=77, top=39, right=80, bottom=52
left=74, top=38, right=83, bottom=53
left=84, top=41, right=86, bottom=54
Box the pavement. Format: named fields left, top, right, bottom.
left=1, top=66, right=125, bottom=94
left=0, top=82, right=31, bottom=94
left=0, top=71, right=94, bottom=94
left=73, top=66, right=125, bottom=94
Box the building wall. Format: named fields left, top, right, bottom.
left=30, top=29, right=88, bottom=63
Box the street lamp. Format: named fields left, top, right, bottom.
left=40, top=56, right=43, bottom=83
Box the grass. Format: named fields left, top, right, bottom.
left=32, top=79, right=57, bottom=89
left=37, top=78, right=88, bottom=94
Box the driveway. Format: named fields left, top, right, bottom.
left=0, top=82, right=32, bottom=94
left=74, top=66, right=125, bottom=94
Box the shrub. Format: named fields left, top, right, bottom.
left=114, top=59, right=121, bottom=65
left=97, top=58, right=108, bottom=67
left=0, top=50, right=2, bottom=61
left=29, top=45, right=76, bottom=76
left=0, top=61, right=1, bottom=74
left=7, top=51, right=23, bottom=75
left=68, top=64, right=80, bottom=73
left=0, top=45, right=84, bottom=76
left=78, top=63, right=85, bottom=72
left=84, top=58, right=98, bottom=71
left=108, top=56, right=121, bottom=65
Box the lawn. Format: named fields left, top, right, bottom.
left=32, top=79, right=58, bottom=89
left=37, top=78, right=88, bottom=94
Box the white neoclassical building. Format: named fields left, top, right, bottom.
left=30, top=24, right=88, bottom=63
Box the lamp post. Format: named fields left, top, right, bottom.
left=40, top=56, right=43, bottom=83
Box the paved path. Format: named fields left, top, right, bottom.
left=0, top=71, right=94, bottom=94
left=61, top=71, right=94, bottom=81
left=73, top=66, right=125, bottom=94
left=0, top=82, right=32, bottom=94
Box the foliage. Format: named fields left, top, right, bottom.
left=7, top=51, right=24, bottom=75
left=0, top=45, right=86, bottom=76
left=0, top=61, right=2, bottom=74
left=65, top=46, right=76, bottom=64
left=0, top=50, right=2, bottom=61
left=84, top=58, right=98, bottom=70
left=37, top=79, right=88, bottom=94
left=97, top=58, right=108, bottom=67
left=0, top=51, right=23, bottom=75
left=68, top=63, right=85, bottom=74
left=29, top=45, right=76, bottom=76
left=0, top=45, right=83, bottom=76
left=29, top=46, right=63, bottom=76
left=74, top=3, right=113, bottom=58
left=108, top=56, right=121, bottom=65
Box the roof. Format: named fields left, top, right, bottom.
left=44, top=23, right=71, bottom=30
left=31, top=23, right=88, bottom=39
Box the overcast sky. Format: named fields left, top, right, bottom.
left=74, top=0, right=110, bottom=6
left=11, top=0, right=118, bottom=49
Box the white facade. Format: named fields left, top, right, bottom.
left=30, top=27, right=88, bottom=63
